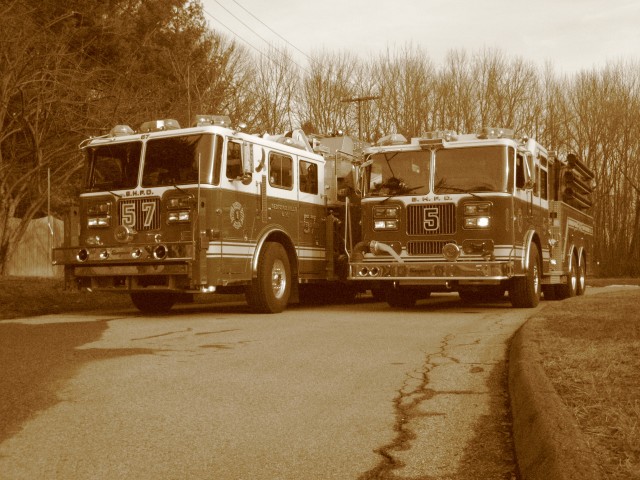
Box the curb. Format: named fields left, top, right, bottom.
left=508, top=318, right=601, bottom=480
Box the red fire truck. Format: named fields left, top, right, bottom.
left=349, top=128, right=594, bottom=308
left=53, top=116, right=362, bottom=313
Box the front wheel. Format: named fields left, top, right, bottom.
left=245, top=242, right=291, bottom=313
left=509, top=243, right=541, bottom=308
left=385, top=286, right=430, bottom=308
left=130, top=292, right=176, bottom=314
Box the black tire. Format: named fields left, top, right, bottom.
left=509, top=243, right=541, bottom=308
left=385, top=287, right=429, bottom=308
left=130, top=292, right=176, bottom=314
left=555, top=254, right=578, bottom=300
left=245, top=242, right=291, bottom=313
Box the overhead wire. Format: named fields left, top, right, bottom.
left=229, top=0, right=313, bottom=64
left=203, top=0, right=311, bottom=75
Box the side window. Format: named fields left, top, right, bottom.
left=299, top=160, right=318, bottom=194
left=533, top=164, right=540, bottom=197
left=515, top=154, right=525, bottom=189
left=269, top=152, right=293, bottom=189
left=226, top=141, right=242, bottom=179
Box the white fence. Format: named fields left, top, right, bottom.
left=5, top=217, right=64, bottom=278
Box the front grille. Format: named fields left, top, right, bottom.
left=407, top=203, right=456, bottom=235
left=119, top=197, right=161, bottom=231
left=407, top=240, right=451, bottom=255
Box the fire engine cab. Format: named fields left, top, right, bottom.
left=350, top=127, right=594, bottom=308
left=53, top=116, right=361, bottom=313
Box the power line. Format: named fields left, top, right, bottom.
left=205, top=0, right=310, bottom=74
left=205, top=14, right=288, bottom=69
left=229, top=0, right=313, bottom=63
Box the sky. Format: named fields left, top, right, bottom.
left=201, top=0, right=640, bottom=75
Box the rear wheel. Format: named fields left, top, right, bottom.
left=556, top=254, right=578, bottom=299
left=509, top=243, right=541, bottom=308
left=130, top=292, right=176, bottom=314
left=576, top=255, right=586, bottom=296
left=245, top=242, right=291, bottom=313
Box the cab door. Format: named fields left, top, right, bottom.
left=218, top=138, right=256, bottom=276
left=297, top=157, right=326, bottom=276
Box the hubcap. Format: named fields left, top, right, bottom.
left=271, top=259, right=287, bottom=299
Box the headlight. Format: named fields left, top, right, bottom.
left=463, top=202, right=491, bottom=229
left=374, top=219, right=398, bottom=230
left=464, top=203, right=490, bottom=215
left=87, top=201, right=112, bottom=228
left=88, top=216, right=110, bottom=228
left=464, top=217, right=490, bottom=228
left=167, top=196, right=192, bottom=209
left=374, top=206, right=399, bottom=217
left=87, top=202, right=111, bottom=215
left=373, top=204, right=399, bottom=230
left=167, top=211, right=191, bottom=223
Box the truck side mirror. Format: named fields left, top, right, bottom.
left=523, top=152, right=535, bottom=190
left=241, top=142, right=253, bottom=185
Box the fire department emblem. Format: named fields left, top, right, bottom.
left=230, top=201, right=245, bottom=229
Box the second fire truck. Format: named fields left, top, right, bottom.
left=349, top=128, right=594, bottom=308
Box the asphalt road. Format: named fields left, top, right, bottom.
left=0, top=294, right=530, bottom=479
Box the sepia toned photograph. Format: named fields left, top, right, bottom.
left=1, top=1, right=639, bottom=478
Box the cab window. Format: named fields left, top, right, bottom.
left=226, top=141, right=242, bottom=179
left=269, top=152, right=293, bottom=189
left=299, top=160, right=318, bottom=194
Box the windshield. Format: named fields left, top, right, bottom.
left=142, top=134, right=213, bottom=187
left=84, top=142, right=142, bottom=192
left=434, top=146, right=510, bottom=194
left=367, top=150, right=430, bottom=196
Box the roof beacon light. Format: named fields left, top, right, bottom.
left=194, top=114, right=232, bottom=127
left=110, top=125, right=134, bottom=137
left=417, top=130, right=457, bottom=149
left=139, top=119, right=181, bottom=133
left=376, top=133, right=408, bottom=146
left=477, top=127, right=514, bottom=139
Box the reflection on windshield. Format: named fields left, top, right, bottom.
left=367, top=151, right=430, bottom=196
left=142, top=134, right=212, bottom=187
left=434, top=146, right=509, bottom=194
left=85, top=142, right=142, bottom=192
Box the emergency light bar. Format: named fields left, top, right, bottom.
left=376, top=133, right=408, bottom=146
left=193, top=114, right=232, bottom=127
left=476, top=127, right=514, bottom=139
left=109, top=125, right=135, bottom=137
left=417, top=130, right=457, bottom=148
left=139, top=118, right=181, bottom=133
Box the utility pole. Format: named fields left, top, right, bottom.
left=341, top=95, right=380, bottom=141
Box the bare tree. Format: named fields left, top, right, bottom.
left=246, top=46, right=299, bottom=133
left=299, top=50, right=362, bottom=136
left=372, top=44, right=436, bottom=139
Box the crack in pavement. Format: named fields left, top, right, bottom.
left=359, top=335, right=453, bottom=479
left=359, top=324, right=504, bottom=479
